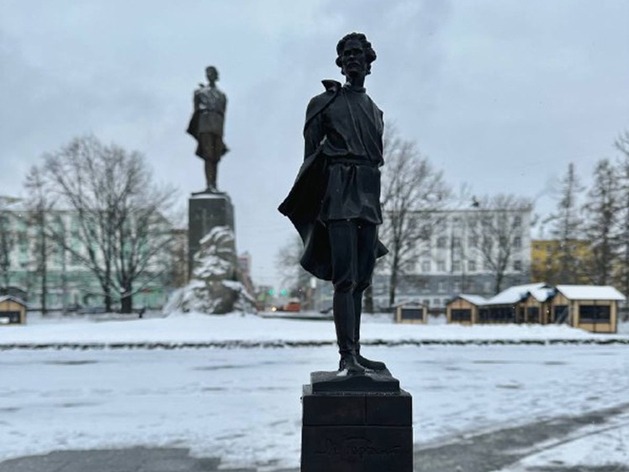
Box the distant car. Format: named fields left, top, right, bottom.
left=283, top=300, right=301, bottom=312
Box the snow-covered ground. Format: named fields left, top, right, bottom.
left=2, top=311, right=628, bottom=346
left=0, top=313, right=628, bottom=470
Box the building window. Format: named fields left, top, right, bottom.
left=467, top=260, right=476, bottom=272
left=451, top=309, right=472, bottom=322
left=438, top=282, right=445, bottom=292
left=433, top=298, right=441, bottom=307
left=452, top=261, right=461, bottom=272
left=579, top=305, right=611, bottom=323
left=468, top=236, right=478, bottom=248
left=513, top=260, right=522, bottom=271
left=527, top=307, right=540, bottom=323
left=514, top=236, right=521, bottom=248
left=453, top=282, right=461, bottom=292
left=514, top=216, right=522, bottom=227
left=437, top=237, right=446, bottom=248
left=437, top=260, right=446, bottom=271
left=452, top=237, right=461, bottom=248
left=421, top=261, right=431, bottom=272
left=423, top=299, right=430, bottom=307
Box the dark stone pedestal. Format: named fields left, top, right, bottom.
left=301, top=372, right=413, bottom=472
left=188, top=193, right=234, bottom=276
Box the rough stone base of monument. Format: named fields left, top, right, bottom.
left=301, top=374, right=413, bottom=472
left=188, top=193, right=234, bottom=276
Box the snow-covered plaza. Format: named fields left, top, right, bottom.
left=1, top=313, right=628, bottom=470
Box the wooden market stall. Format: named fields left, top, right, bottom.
left=520, top=286, right=554, bottom=324
left=446, top=294, right=487, bottom=325
left=395, top=302, right=428, bottom=324
left=552, top=285, right=625, bottom=334
left=0, top=295, right=27, bottom=325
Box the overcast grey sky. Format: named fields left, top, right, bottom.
left=1, top=0, right=628, bottom=288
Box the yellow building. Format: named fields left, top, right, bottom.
left=531, top=239, right=591, bottom=284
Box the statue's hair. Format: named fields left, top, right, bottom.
left=335, top=32, right=377, bottom=75
left=205, top=66, right=218, bottom=74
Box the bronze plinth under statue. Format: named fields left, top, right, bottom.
left=187, top=66, right=228, bottom=193
left=279, top=32, right=389, bottom=376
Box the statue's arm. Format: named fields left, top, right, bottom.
left=303, top=96, right=326, bottom=160
left=193, top=90, right=201, bottom=110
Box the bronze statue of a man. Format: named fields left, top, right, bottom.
left=279, top=33, right=388, bottom=375
left=187, top=66, right=228, bottom=193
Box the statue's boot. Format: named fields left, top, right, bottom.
left=339, top=353, right=366, bottom=375
left=333, top=288, right=364, bottom=375
left=356, top=351, right=387, bottom=371
left=352, top=290, right=387, bottom=372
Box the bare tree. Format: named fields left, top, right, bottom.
left=582, top=158, right=620, bottom=285
left=38, top=135, right=177, bottom=313
left=545, top=162, right=585, bottom=284
left=24, top=166, right=55, bottom=314
left=470, top=194, right=533, bottom=294
left=380, top=128, right=450, bottom=306
left=276, top=235, right=312, bottom=307
left=614, top=130, right=629, bottom=297
left=0, top=197, right=18, bottom=295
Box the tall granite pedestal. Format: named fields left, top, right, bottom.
left=301, top=371, right=413, bottom=472
left=188, top=193, right=234, bottom=277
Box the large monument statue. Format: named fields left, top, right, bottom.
left=279, top=33, right=389, bottom=375
left=187, top=66, right=228, bottom=193
left=172, top=65, right=254, bottom=315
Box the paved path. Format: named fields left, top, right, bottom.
left=0, top=448, right=258, bottom=472
left=414, top=402, right=629, bottom=472
left=2, top=403, right=628, bottom=472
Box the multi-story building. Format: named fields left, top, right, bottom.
left=0, top=196, right=174, bottom=311
left=314, top=206, right=532, bottom=312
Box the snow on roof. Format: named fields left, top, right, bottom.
left=556, top=285, right=626, bottom=301
left=455, top=294, right=488, bottom=306
left=392, top=300, right=426, bottom=308
left=529, top=287, right=555, bottom=303
left=0, top=295, right=27, bottom=306
left=485, top=283, right=549, bottom=305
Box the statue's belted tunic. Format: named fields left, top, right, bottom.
left=279, top=79, right=388, bottom=359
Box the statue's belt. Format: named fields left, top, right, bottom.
left=328, top=156, right=378, bottom=167
left=198, top=109, right=224, bottom=116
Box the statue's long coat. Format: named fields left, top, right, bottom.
left=278, top=80, right=388, bottom=281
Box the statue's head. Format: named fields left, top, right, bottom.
left=335, top=32, right=376, bottom=78
left=205, top=66, right=219, bottom=83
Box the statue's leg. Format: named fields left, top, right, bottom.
left=201, top=134, right=220, bottom=191
left=199, top=134, right=214, bottom=190
left=210, top=134, right=221, bottom=189
left=354, top=222, right=386, bottom=371
left=328, top=219, right=364, bottom=374
left=204, top=159, right=216, bottom=190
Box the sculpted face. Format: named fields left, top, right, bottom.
left=341, top=39, right=367, bottom=79
left=206, top=67, right=219, bottom=84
